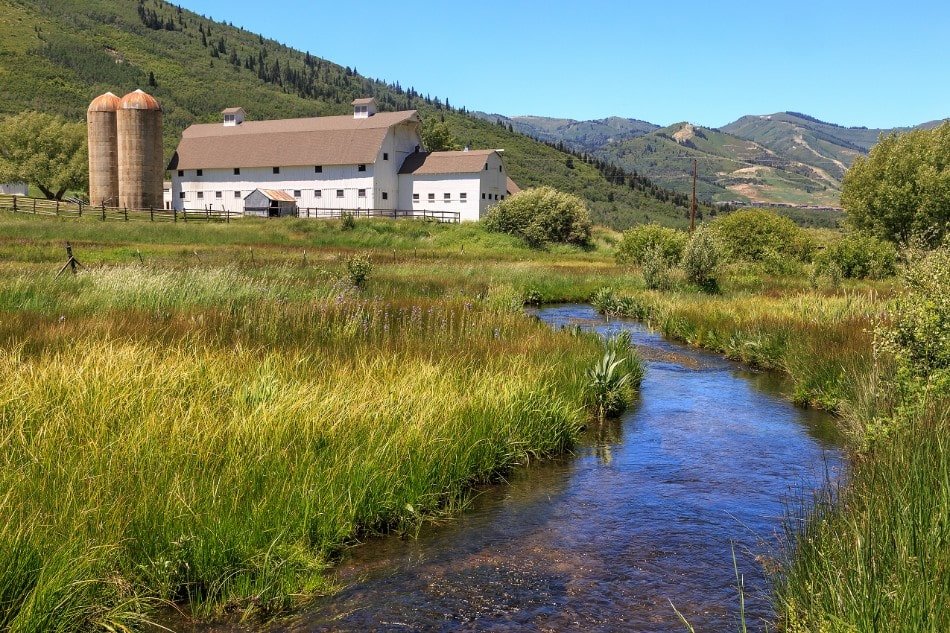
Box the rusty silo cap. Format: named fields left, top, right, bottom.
left=87, top=92, right=121, bottom=112
left=120, top=89, right=162, bottom=111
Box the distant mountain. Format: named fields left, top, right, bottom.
left=473, top=113, right=658, bottom=154
left=598, top=123, right=842, bottom=206
left=490, top=110, right=947, bottom=207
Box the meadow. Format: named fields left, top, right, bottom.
left=0, top=214, right=645, bottom=630
left=0, top=211, right=946, bottom=631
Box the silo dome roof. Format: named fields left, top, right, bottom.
left=87, top=92, right=121, bottom=112
left=120, top=89, right=162, bottom=111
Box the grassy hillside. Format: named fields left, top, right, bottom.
left=599, top=122, right=842, bottom=206
left=472, top=112, right=658, bottom=153
left=0, top=0, right=689, bottom=229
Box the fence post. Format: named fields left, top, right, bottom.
left=150, top=207, right=154, bottom=221
left=55, top=200, right=59, bottom=216
left=173, top=208, right=177, bottom=222
left=33, top=198, right=37, bottom=214
left=124, top=207, right=128, bottom=221
left=11, top=196, right=16, bottom=212
left=78, top=201, right=82, bottom=217
left=101, top=205, right=106, bottom=221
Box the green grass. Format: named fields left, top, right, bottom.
left=0, top=212, right=648, bottom=630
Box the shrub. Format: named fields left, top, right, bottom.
left=816, top=233, right=897, bottom=279
left=483, top=186, right=592, bottom=248
left=615, top=224, right=687, bottom=265
left=343, top=253, right=372, bottom=288
left=340, top=212, right=356, bottom=231
left=641, top=244, right=674, bottom=290
left=681, top=226, right=721, bottom=291
left=710, top=209, right=814, bottom=263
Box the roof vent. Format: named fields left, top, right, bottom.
left=222, top=107, right=245, bottom=126
left=352, top=97, right=377, bottom=119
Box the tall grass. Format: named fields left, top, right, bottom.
left=0, top=261, right=609, bottom=629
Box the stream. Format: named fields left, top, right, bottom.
left=203, top=304, right=844, bottom=632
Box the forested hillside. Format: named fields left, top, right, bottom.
left=0, top=0, right=695, bottom=228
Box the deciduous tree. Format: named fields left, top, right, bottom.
left=0, top=111, right=87, bottom=200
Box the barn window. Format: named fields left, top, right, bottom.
left=460, top=193, right=467, bottom=203
left=233, top=168, right=240, bottom=175
left=177, top=170, right=184, bottom=177
left=272, top=167, right=280, bottom=174
left=382, top=192, right=388, bottom=200
left=196, top=169, right=203, bottom=177
left=428, top=193, right=435, bottom=202
left=358, top=189, right=366, bottom=197
left=499, top=165, right=502, bottom=172
left=484, top=164, right=488, bottom=171
left=358, top=164, right=366, bottom=172
left=315, top=165, right=322, bottom=173
left=179, top=192, right=186, bottom=199
left=215, top=191, right=222, bottom=198
left=444, top=193, right=450, bottom=203
left=234, top=191, right=241, bottom=198
left=315, top=190, right=322, bottom=198
left=481, top=193, right=486, bottom=200
left=196, top=191, right=204, bottom=199
left=293, top=190, right=301, bottom=197
left=383, top=153, right=389, bottom=161
left=336, top=190, right=344, bottom=198
left=412, top=193, right=420, bottom=202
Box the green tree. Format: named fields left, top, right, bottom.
left=615, top=224, right=687, bottom=265
left=0, top=112, right=87, bottom=200
left=709, top=208, right=814, bottom=263
left=421, top=121, right=462, bottom=152
left=842, top=122, right=950, bottom=245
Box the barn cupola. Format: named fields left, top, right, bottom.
left=352, top=97, right=377, bottom=119
left=222, top=107, right=246, bottom=126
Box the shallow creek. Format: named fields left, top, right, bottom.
left=202, top=304, right=844, bottom=632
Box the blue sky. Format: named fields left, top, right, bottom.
left=179, top=0, right=948, bottom=128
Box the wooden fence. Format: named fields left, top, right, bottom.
left=0, top=195, right=461, bottom=224
left=295, top=207, right=460, bottom=223
left=0, top=195, right=231, bottom=222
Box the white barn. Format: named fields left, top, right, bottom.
left=0, top=182, right=28, bottom=196
left=168, top=98, right=517, bottom=222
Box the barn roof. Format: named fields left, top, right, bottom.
left=246, top=188, right=297, bottom=202
left=169, top=110, right=420, bottom=170
left=506, top=176, right=521, bottom=195
left=398, top=150, right=499, bottom=175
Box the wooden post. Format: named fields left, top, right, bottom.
left=101, top=204, right=106, bottom=221
left=12, top=196, right=16, bottom=212
left=78, top=201, right=82, bottom=217
left=33, top=198, right=36, bottom=214
left=150, top=207, right=154, bottom=221
left=55, top=200, right=59, bottom=216
left=124, top=207, right=128, bottom=221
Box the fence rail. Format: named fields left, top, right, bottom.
left=0, top=195, right=461, bottom=224
left=295, top=207, right=460, bottom=223
left=0, top=195, right=231, bottom=222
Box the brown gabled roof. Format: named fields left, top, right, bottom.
left=169, top=110, right=420, bottom=170
left=351, top=97, right=376, bottom=105
left=221, top=107, right=245, bottom=114
left=506, top=177, right=521, bottom=195
left=399, top=150, right=498, bottom=175
left=250, top=189, right=296, bottom=202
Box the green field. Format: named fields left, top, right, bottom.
left=0, top=210, right=946, bottom=631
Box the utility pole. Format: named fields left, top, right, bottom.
left=690, top=158, right=697, bottom=233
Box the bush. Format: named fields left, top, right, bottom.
left=816, top=233, right=897, bottom=279
left=343, top=253, right=372, bottom=288
left=681, top=226, right=721, bottom=291
left=340, top=212, right=356, bottom=231
left=483, top=186, right=592, bottom=248
left=615, top=224, right=687, bottom=265
left=710, top=209, right=814, bottom=263
left=640, top=244, right=674, bottom=290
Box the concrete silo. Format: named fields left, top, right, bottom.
left=117, top=89, right=163, bottom=209
left=86, top=92, right=121, bottom=206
